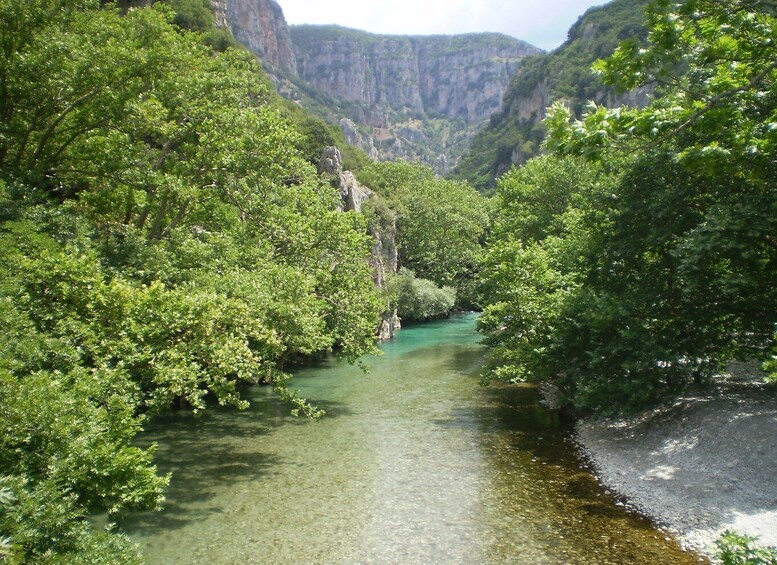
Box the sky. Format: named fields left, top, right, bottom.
left=277, top=0, right=609, bottom=52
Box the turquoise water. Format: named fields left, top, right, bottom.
left=122, top=313, right=702, bottom=564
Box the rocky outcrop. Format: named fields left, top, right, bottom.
left=339, top=119, right=380, bottom=160
left=208, top=0, right=230, bottom=30
left=318, top=146, right=372, bottom=213
left=373, top=215, right=401, bottom=341
left=225, top=0, right=297, bottom=74
left=318, top=147, right=400, bottom=340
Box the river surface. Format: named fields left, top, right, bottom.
left=123, top=313, right=702, bottom=564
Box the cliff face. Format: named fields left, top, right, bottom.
left=222, top=0, right=297, bottom=74
left=214, top=0, right=542, bottom=172
left=292, top=27, right=539, bottom=124
left=289, top=26, right=542, bottom=168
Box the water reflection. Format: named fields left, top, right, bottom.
left=122, top=314, right=704, bottom=564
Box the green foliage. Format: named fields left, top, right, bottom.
left=481, top=0, right=777, bottom=414
left=393, top=269, right=456, bottom=322
left=166, top=0, right=212, bottom=32
left=477, top=156, right=616, bottom=389
left=363, top=161, right=489, bottom=295
left=0, top=1, right=385, bottom=561
left=453, top=0, right=650, bottom=190
left=717, top=531, right=777, bottom=565
left=766, top=335, right=777, bottom=381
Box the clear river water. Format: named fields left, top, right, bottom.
left=122, top=313, right=703, bottom=564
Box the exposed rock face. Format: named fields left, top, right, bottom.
left=225, top=0, right=297, bottom=74
left=373, top=215, right=401, bottom=341
left=292, top=28, right=540, bottom=124
left=209, top=0, right=230, bottom=29
left=339, top=119, right=379, bottom=160
left=218, top=1, right=541, bottom=172
left=290, top=27, right=542, bottom=170
left=318, top=147, right=400, bottom=340
left=318, top=146, right=372, bottom=213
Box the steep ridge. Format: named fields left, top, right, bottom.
left=454, top=0, right=651, bottom=190
left=291, top=26, right=539, bottom=124
left=215, top=0, right=297, bottom=73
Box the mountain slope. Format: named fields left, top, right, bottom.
left=211, top=0, right=542, bottom=173
left=453, top=0, right=651, bottom=190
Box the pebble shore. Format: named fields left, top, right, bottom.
left=575, top=367, right=777, bottom=559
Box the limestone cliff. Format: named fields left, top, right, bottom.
left=292, top=27, right=539, bottom=124
left=219, top=0, right=297, bottom=74
left=290, top=26, right=542, bottom=170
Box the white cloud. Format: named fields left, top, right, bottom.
left=278, top=0, right=609, bottom=51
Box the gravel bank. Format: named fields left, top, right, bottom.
left=575, top=365, right=777, bottom=558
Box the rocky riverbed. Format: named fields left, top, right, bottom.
left=575, top=362, right=777, bottom=559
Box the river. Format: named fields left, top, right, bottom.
left=122, top=313, right=702, bottom=564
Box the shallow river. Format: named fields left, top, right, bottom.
left=123, top=313, right=702, bottom=564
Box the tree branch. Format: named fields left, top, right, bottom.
left=31, top=89, right=100, bottom=165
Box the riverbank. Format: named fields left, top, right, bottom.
left=575, top=362, right=777, bottom=559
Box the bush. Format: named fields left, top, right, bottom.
left=395, top=269, right=456, bottom=322
left=717, top=531, right=777, bottom=565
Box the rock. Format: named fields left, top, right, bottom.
left=317, top=146, right=373, bottom=213
left=225, top=0, right=297, bottom=75
left=338, top=171, right=371, bottom=213
left=209, top=0, right=230, bottom=30
left=377, top=310, right=401, bottom=341
left=292, top=28, right=541, bottom=125
left=315, top=147, right=401, bottom=340
left=290, top=25, right=541, bottom=173
left=339, top=119, right=379, bottom=160
left=317, top=146, right=342, bottom=177
left=576, top=378, right=777, bottom=557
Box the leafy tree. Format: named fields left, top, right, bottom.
left=363, top=161, right=489, bottom=296
left=482, top=0, right=776, bottom=413
left=0, top=1, right=385, bottom=561
left=477, top=156, right=616, bottom=388
left=392, top=269, right=456, bottom=322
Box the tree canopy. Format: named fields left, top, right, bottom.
left=479, top=0, right=777, bottom=413
left=0, top=2, right=383, bottom=561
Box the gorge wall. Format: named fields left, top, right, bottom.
left=215, top=0, right=297, bottom=73
left=213, top=0, right=542, bottom=173
left=291, top=27, right=540, bottom=125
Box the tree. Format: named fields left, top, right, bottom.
left=483, top=0, right=776, bottom=413
left=363, top=161, right=489, bottom=298
left=0, top=2, right=385, bottom=561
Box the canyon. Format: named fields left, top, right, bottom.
left=212, top=0, right=542, bottom=172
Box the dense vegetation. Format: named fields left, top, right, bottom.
left=361, top=160, right=489, bottom=321
left=478, top=0, right=776, bottom=414
left=453, top=0, right=650, bottom=190
left=3, top=0, right=774, bottom=561
left=0, top=1, right=495, bottom=560
left=0, top=1, right=384, bottom=561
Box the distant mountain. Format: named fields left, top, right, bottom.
left=453, top=0, right=651, bottom=190
left=211, top=0, right=541, bottom=173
